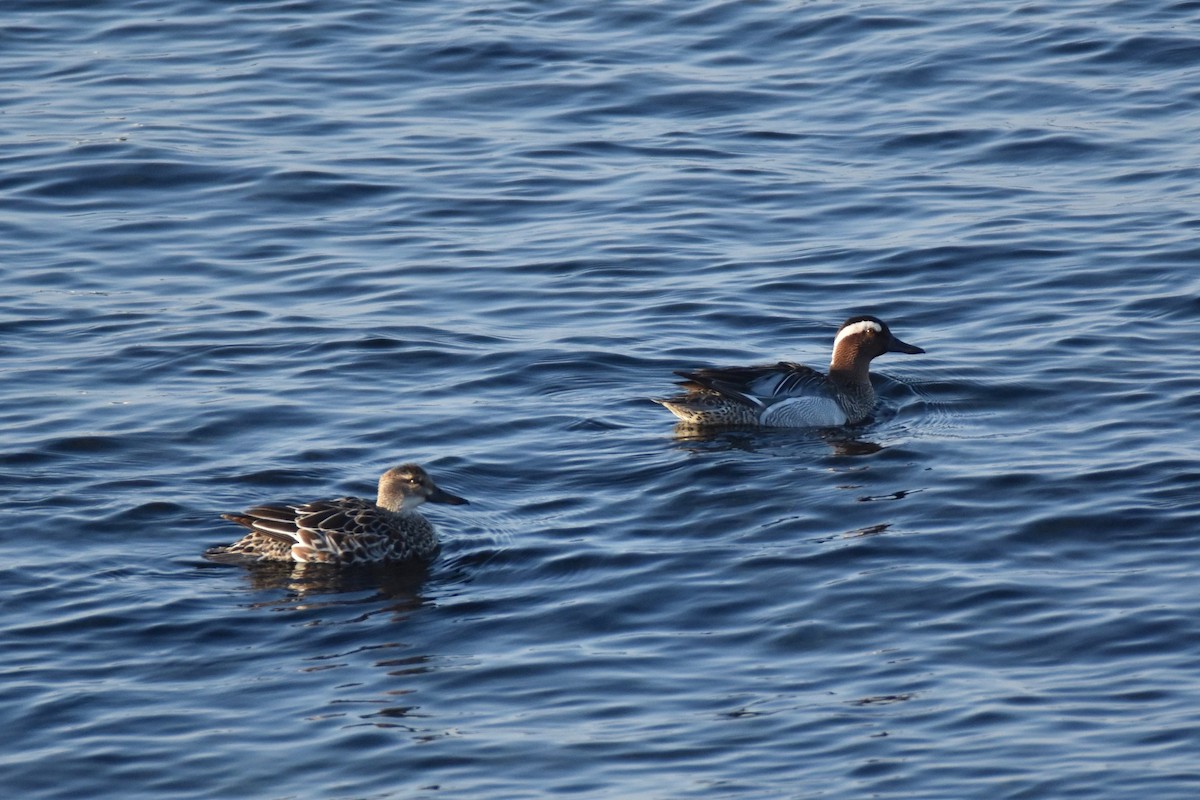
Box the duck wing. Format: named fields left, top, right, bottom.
left=222, top=497, right=393, bottom=561
left=674, top=362, right=832, bottom=407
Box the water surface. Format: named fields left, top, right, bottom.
left=3, top=1, right=1200, bottom=798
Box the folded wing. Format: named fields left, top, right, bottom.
left=674, top=361, right=831, bottom=408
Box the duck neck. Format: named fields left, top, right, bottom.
left=828, top=341, right=873, bottom=388
left=828, top=356, right=875, bottom=420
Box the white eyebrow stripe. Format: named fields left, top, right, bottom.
left=833, top=319, right=882, bottom=348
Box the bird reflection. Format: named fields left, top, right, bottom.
left=233, top=559, right=431, bottom=607
left=668, top=423, right=882, bottom=456
left=200, top=557, right=459, bottom=736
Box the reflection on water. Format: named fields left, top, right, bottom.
left=214, top=560, right=451, bottom=735
left=229, top=560, right=431, bottom=604
left=858, top=488, right=926, bottom=502
left=670, top=423, right=884, bottom=457
left=308, top=648, right=446, bottom=735
left=806, top=522, right=892, bottom=544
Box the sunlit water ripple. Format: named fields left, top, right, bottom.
left=3, top=1, right=1200, bottom=798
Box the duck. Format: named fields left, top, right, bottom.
left=208, top=464, right=468, bottom=564
left=654, top=315, right=924, bottom=427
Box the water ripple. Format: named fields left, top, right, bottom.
left=3, top=1, right=1200, bottom=798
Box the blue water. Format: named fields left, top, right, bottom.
left=3, top=1, right=1200, bottom=797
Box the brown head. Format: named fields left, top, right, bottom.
left=376, top=464, right=469, bottom=512
left=829, top=315, right=924, bottom=377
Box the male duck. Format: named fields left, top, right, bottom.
left=209, top=464, right=468, bottom=564
left=654, top=315, right=924, bottom=427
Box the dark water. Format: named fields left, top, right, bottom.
left=4, top=1, right=1200, bottom=797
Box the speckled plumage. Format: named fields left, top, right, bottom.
left=654, top=315, right=924, bottom=428
left=208, top=464, right=468, bottom=564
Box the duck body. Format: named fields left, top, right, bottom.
left=655, top=315, right=924, bottom=428
left=209, top=464, right=468, bottom=565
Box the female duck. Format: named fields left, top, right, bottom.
left=209, top=464, right=468, bottom=564
left=655, top=315, right=924, bottom=427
